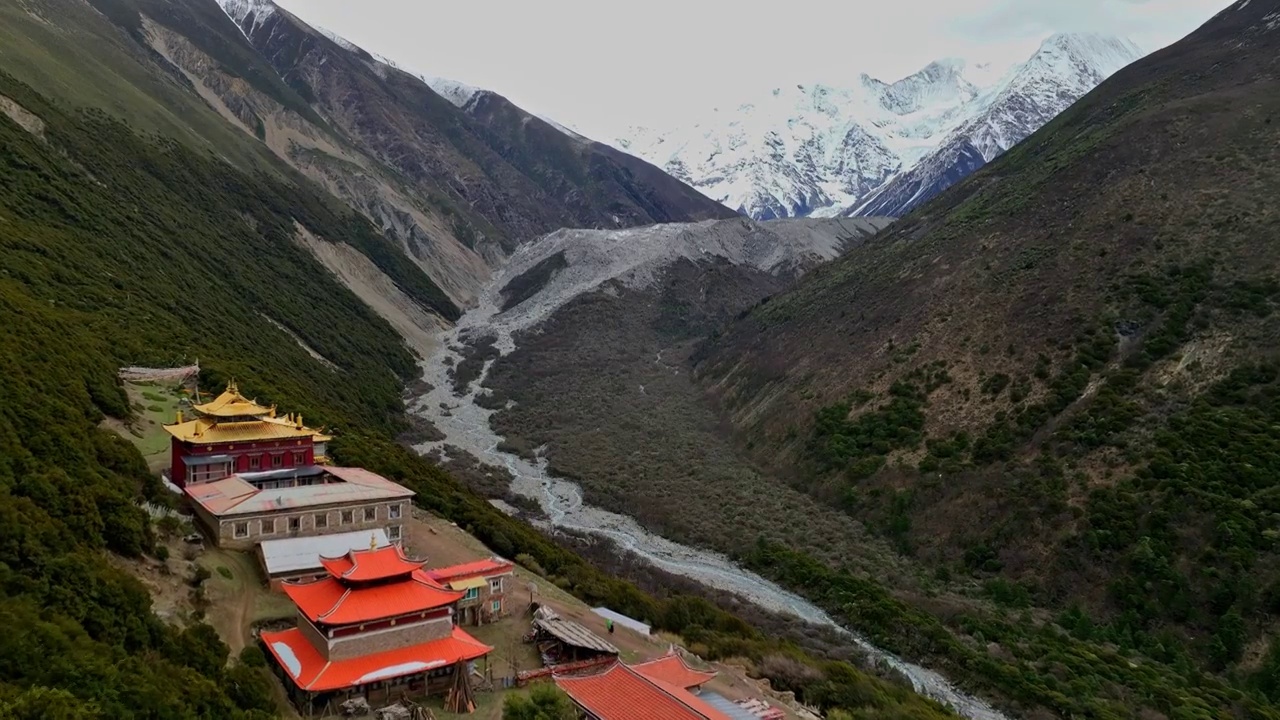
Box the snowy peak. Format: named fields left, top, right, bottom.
left=612, top=31, right=1145, bottom=220
left=876, top=57, right=981, bottom=115
left=1035, top=33, right=1144, bottom=76
left=216, top=0, right=276, bottom=37
left=423, top=76, right=485, bottom=109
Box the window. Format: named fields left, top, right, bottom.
left=491, top=600, right=501, bottom=614
left=364, top=507, right=377, bottom=522
left=315, top=513, right=328, bottom=529
left=341, top=510, right=353, bottom=524
left=289, top=516, right=300, bottom=532
left=389, top=503, right=402, bottom=520
left=248, top=455, right=261, bottom=470
left=388, top=525, right=402, bottom=540
left=292, top=451, right=305, bottom=465
left=271, top=454, right=283, bottom=468
left=464, top=587, right=479, bottom=601
left=261, top=518, right=275, bottom=535
left=489, top=578, right=502, bottom=594
left=233, top=522, right=249, bottom=539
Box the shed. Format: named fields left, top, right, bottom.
left=531, top=609, right=619, bottom=664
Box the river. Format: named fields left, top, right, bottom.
left=409, top=294, right=1010, bottom=720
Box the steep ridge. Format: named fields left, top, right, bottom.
left=695, top=0, right=1280, bottom=715
left=615, top=34, right=1143, bottom=220
left=24, top=0, right=732, bottom=309
left=216, top=0, right=736, bottom=255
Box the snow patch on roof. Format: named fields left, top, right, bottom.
left=271, top=642, right=302, bottom=678
left=356, top=660, right=445, bottom=684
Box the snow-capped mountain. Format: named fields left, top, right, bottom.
left=614, top=33, right=1144, bottom=219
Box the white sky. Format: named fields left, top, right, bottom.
left=274, top=0, right=1230, bottom=141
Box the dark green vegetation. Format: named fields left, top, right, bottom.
left=502, top=684, right=577, bottom=720
left=687, top=3, right=1280, bottom=718
left=0, top=67, right=447, bottom=714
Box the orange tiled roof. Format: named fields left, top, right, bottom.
left=633, top=653, right=717, bottom=689
left=320, top=544, right=425, bottom=582
left=262, top=625, right=491, bottom=692
left=283, top=571, right=462, bottom=625
left=425, top=557, right=515, bottom=584
left=555, top=662, right=731, bottom=720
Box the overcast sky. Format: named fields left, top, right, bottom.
left=274, top=0, right=1230, bottom=141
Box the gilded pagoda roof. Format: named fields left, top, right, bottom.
left=163, top=417, right=317, bottom=444
left=192, top=380, right=275, bottom=418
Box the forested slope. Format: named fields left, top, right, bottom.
left=694, top=0, right=1280, bottom=715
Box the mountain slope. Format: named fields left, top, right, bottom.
left=12, top=0, right=731, bottom=310
left=616, top=34, right=1143, bottom=220
left=214, top=0, right=736, bottom=256
left=695, top=0, right=1280, bottom=713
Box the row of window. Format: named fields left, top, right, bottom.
left=246, top=451, right=308, bottom=470
left=231, top=503, right=404, bottom=538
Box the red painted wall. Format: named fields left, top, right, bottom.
left=172, top=437, right=315, bottom=487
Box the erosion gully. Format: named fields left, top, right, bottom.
left=410, top=299, right=1008, bottom=720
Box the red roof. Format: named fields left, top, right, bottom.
left=319, top=544, right=424, bottom=582
left=633, top=653, right=717, bottom=689
left=555, top=662, right=731, bottom=720
left=425, top=557, right=515, bottom=583
left=282, top=570, right=463, bottom=625
left=262, top=625, right=491, bottom=692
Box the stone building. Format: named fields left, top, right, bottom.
left=184, top=465, right=413, bottom=550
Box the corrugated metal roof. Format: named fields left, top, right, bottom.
left=259, top=529, right=390, bottom=576
left=184, top=454, right=234, bottom=466
left=534, top=617, right=620, bottom=655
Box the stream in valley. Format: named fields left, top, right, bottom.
left=409, top=296, right=1010, bottom=720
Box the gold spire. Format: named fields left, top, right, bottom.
left=176, top=409, right=184, bottom=424
left=370, top=532, right=378, bottom=552
left=296, top=414, right=303, bottom=430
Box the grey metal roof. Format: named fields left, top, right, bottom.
left=184, top=454, right=234, bottom=466
left=533, top=617, right=619, bottom=655
left=700, top=691, right=763, bottom=720
left=591, top=607, right=651, bottom=635
left=258, top=528, right=390, bottom=576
